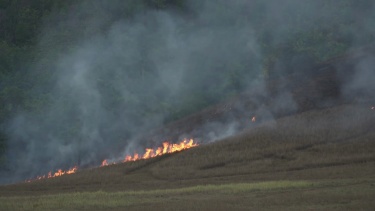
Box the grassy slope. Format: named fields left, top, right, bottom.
left=0, top=104, right=374, bottom=210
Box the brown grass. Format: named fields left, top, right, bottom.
left=0, top=104, right=374, bottom=210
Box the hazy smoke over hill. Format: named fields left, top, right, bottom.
left=1, top=0, right=374, bottom=184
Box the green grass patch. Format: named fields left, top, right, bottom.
left=138, top=180, right=315, bottom=195
left=0, top=180, right=315, bottom=210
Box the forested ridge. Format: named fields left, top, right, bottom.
left=0, top=0, right=374, bottom=175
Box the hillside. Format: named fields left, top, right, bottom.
left=1, top=103, right=374, bottom=210
left=1, top=1, right=375, bottom=183
left=0, top=1, right=375, bottom=210
left=134, top=44, right=375, bottom=147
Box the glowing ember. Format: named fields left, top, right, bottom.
left=251, top=116, right=256, bottom=122
left=101, top=159, right=108, bottom=166
left=27, top=139, right=198, bottom=182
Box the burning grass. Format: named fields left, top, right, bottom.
left=1, top=104, right=374, bottom=210
left=149, top=104, right=375, bottom=180
left=27, top=139, right=198, bottom=182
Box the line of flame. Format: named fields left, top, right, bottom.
left=26, top=166, right=78, bottom=182
left=26, top=139, right=198, bottom=182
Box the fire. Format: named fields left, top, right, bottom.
left=251, top=116, right=256, bottom=122
left=371, top=106, right=374, bottom=110
left=27, top=139, right=198, bottom=182
left=101, top=159, right=108, bottom=166
left=122, top=139, right=198, bottom=162
left=27, top=166, right=78, bottom=182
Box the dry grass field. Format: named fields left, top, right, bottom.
left=0, top=104, right=374, bottom=210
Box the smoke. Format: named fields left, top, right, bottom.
left=341, top=54, right=375, bottom=102
left=1, top=0, right=374, bottom=184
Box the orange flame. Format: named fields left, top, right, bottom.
left=27, top=166, right=78, bottom=182
left=121, top=139, right=198, bottom=162
left=27, top=139, right=198, bottom=182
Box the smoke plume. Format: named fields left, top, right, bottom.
left=1, top=0, right=374, bottom=184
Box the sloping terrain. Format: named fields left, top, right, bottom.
left=0, top=104, right=374, bottom=210
left=1, top=46, right=374, bottom=210
left=136, top=45, right=375, bottom=146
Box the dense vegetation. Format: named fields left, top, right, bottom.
left=0, top=0, right=374, bottom=168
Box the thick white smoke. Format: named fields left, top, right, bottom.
left=1, top=0, right=374, bottom=184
